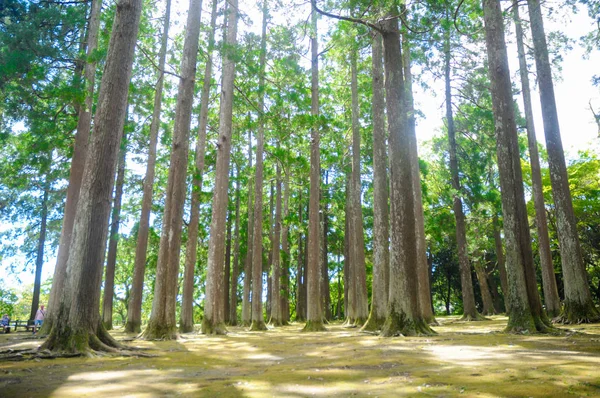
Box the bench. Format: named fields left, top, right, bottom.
left=11, top=320, right=35, bottom=332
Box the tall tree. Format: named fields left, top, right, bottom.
left=242, top=129, right=254, bottom=326
left=202, top=0, right=239, bottom=334
left=142, top=0, right=203, bottom=340
left=29, top=173, right=50, bottom=322
left=443, top=14, right=481, bottom=321
left=43, top=0, right=103, bottom=335
left=125, top=0, right=172, bottom=334
left=102, top=132, right=127, bottom=330
left=249, top=0, right=269, bottom=332
left=40, top=0, right=143, bottom=353
left=347, top=44, right=369, bottom=326
left=512, top=0, right=561, bottom=318
left=270, top=163, right=284, bottom=325
left=527, top=0, right=599, bottom=323
left=230, top=167, right=242, bottom=325
left=281, top=172, right=291, bottom=323
left=362, top=32, right=388, bottom=331
left=482, top=0, right=551, bottom=333
left=303, top=5, right=326, bottom=332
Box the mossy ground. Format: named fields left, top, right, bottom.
left=2, top=315, right=600, bottom=397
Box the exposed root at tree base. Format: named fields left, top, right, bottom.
left=302, top=320, right=327, bottom=332
left=124, top=321, right=142, bottom=334
left=249, top=321, right=268, bottom=331
left=460, top=313, right=488, bottom=322
left=139, top=322, right=178, bottom=340
left=381, top=310, right=436, bottom=337
left=201, top=320, right=228, bottom=335
left=554, top=300, right=600, bottom=325
left=361, top=314, right=385, bottom=332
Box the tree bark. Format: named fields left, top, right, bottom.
left=270, top=163, right=284, bottom=325
left=230, top=168, right=242, bottom=325
left=30, top=174, right=50, bottom=322
left=303, top=5, right=325, bottom=332
left=44, top=0, right=103, bottom=336
left=443, top=27, right=481, bottom=321
left=142, top=0, right=202, bottom=340
left=125, top=0, right=171, bottom=334
left=224, top=203, right=233, bottom=323
left=513, top=1, right=561, bottom=318
left=483, top=0, right=551, bottom=333
left=248, top=0, right=268, bottom=332
left=41, top=0, right=142, bottom=353
left=380, top=12, right=433, bottom=337
left=281, top=172, right=291, bottom=323
left=527, top=0, right=599, bottom=323
left=179, top=0, right=218, bottom=334
left=402, top=25, right=436, bottom=325
left=320, top=173, right=331, bottom=321
left=493, top=214, right=509, bottom=312
left=475, top=263, right=496, bottom=315
left=295, top=191, right=306, bottom=321
left=102, top=133, right=127, bottom=330
left=201, top=0, right=239, bottom=335
left=242, top=129, right=254, bottom=326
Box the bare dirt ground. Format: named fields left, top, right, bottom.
left=1, top=316, right=600, bottom=397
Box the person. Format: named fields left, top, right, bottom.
left=1, top=314, right=10, bottom=333
left=33, top=305, right=46, bottom=334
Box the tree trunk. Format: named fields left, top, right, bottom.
left=492, top=215, right=509, bottom=312
left=443, top=28, right=481, bottom=321
left=30, top=174, right=50, bottom=322
left=363, top=35, right=388, bottom=332
left=242, top=129, right=254, bottom=326
left=44, top=0, right=103, bottom=336
left=343, top=176, right=351, bottom=324
left=224, top=204, right=233, bottom=323
left=295, top=191, right=306, bottom=321
left=248, top=0, right=268, bottom=332
left=527, top=0, right=599, bottom=323
left=201, top=0, right=239, bottom=335
left=41, top=0, right=142, bottom=353
left=482, top=0, right=551, bottom=333
left=513, top=1, right=561, bottom=318
left=380, top=13, right=433, bottom=337
left=320, top=173, right=331, bottom=321
left=402, top=25, right=436, bottom=325
left=102, top=133, right=127, bottom=330
left=475, top=263, right=496, bottom=315
left=266, top=182, right=275, bottom=321
left=179, top=0, right=217, bottom=334
left=230, top=168, right=241, bottom=325
left=125, top=0, right=172, bottom=334
left=281, top=172, right=291, bottom=323
left=270, top=163, right=284, bottom=325
left=302, top=5, right=325, bottom=333
left=142, top=0, right=202, bottom=340
left=347, top=47, right=369, bottom=327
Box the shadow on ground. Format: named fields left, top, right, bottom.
left=1, top=316, right=600, bottom=397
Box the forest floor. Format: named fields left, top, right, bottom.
left=1, top=315, right=600, bottom=397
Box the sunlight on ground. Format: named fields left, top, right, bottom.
left=2, top=316, right=600, bottom=397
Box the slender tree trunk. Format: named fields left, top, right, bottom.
left=348, top=48, right=368, bottom=327
left=302, top=5, right=325, bottom=333
left=320, top=173, right=331, bottom=321
left=343, top=176, right=351, bottom=324
left=266, top=182, right=275, bottom=320
left=242, top=130, right=254, bottom=326
left=142, top=0, right=202, bottom=340
left=281, top=172, right=291, bottom=323
left=41, top=0, right=142, bottom=353
left=30, top=174, right=50, bottom=322
left=102, top=133, right=127, bottom=330
left=202, top=0, right=239, bottom=334
left=248, top=0, right=269, bottom=332
left=483, top=0, right=551, bottom=333
left=402, top=24, right=436, bottom=325
left=125, top=0, right=171, bottom=334
left=443, top=29, right=481, bottom=321
left=363, top=33, right=388, bottom=332
left=513, top=1, right=561, bottom=318
left=224, top=204, right=233, bottom=323
left=493, top=214, right=509, bottom=312
left=230, top=168, right=241, bottom=325
left=380, top=12, right=433, bottom=337
left=295, top=191, right=306, bottom=321
left=527, top=0, right=599, bottom=323
left=270, top=163, right=284, bottom=325
left=179, top=0, right=218, bottom=334
left=475, top=263, right=496, bottom=315
left=44, top=0, right=103, bottom=335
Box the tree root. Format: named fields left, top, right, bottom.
left=302, top=320, right=327, bottom=332
left=361, top=314, right=386, bottom=332
left=459, top=313, right=488, bottom=322
left=202, top=320, right=228, bottom=335
left=139, top=321, right=178, bottom=340
left=249, top=320, right=268, bottom=331
left=554, top=301, right=600, bottom=325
